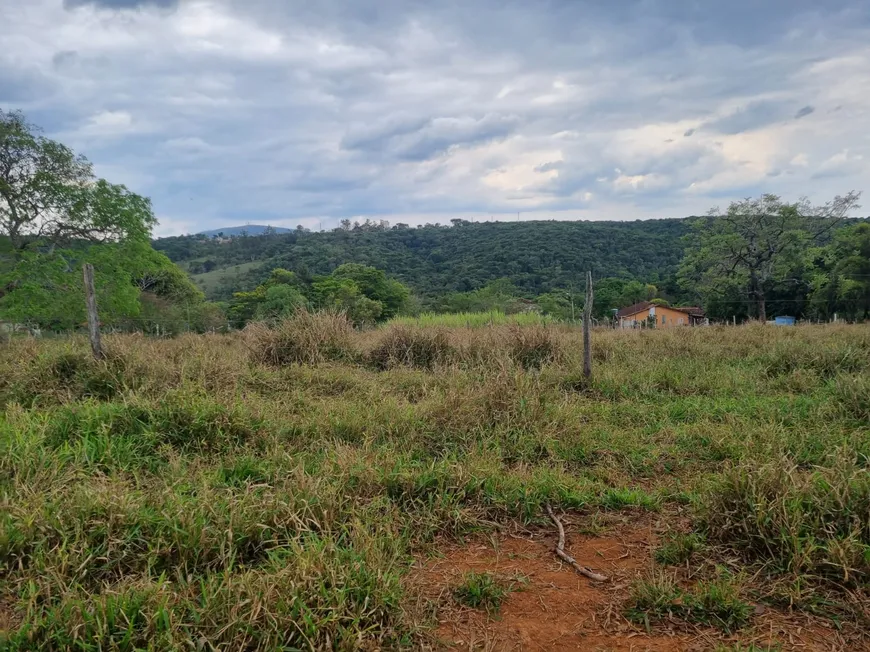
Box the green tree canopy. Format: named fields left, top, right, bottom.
left=0, top=110, right=193, bottom=329
left=312, top=277, right=383, bottom=325
left=678, top=193, right=860, bottom=321
left=808, top=222, right=870, bottom=320
left=0, top=110, right=155, bottom=251
left=329, top=263, right=409, bottom=319
left=229, top=268, right=307, bottom=326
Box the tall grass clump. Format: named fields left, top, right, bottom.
left=243, top=309, right=354, bottom=366
left=505, top=324, right=564, bottom=370
left=367, top=325, right=453, bottom=370
left=702, top=455, right=870, bottom=586
left=0, top=340, right=120, bottom=406
left=830, top=374, right=870, bottom=423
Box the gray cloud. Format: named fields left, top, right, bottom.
left=705, top=101, right=793, bottom=135
left=344, top=114, right=522, bottom=162
left=535, top=161, right=563, bottom=174
left=794, top=105, right=815, bottom=119
left=2, top=0, right=868, bottom=233
left=0, top=67, right=53, bottom=102
left=64, top=0, right=177, bottom=8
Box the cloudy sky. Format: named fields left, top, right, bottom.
left=2, top=0, right=868, bottom=235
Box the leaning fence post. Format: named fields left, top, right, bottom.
left=83, top=263, right=104, bottom=360
left=583, top=270, right=594, bottom=379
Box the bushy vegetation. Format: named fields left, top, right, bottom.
left=1, top=323, right=868, bottom=648
left=702, top=456, right=870, bottom=585
left=1, top=110, right=224, bottom=333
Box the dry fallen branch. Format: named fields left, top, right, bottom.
left=545, top=504, right=608, bottom=582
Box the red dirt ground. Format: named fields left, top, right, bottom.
left=409, top=512, right=857, bottom=651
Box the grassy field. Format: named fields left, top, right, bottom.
left=190, top=261, right=261, bottom=296
left=1, top=318, right=868, bottom=650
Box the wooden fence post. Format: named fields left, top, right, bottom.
left=583, top=270, right=593, bottom=379
left=83, top=263, right=104, bottom=360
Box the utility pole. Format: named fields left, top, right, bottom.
left=82, top=263, right=104, bottom=360
left=583, top=271, right=594, bottom=379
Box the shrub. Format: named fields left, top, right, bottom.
left=368, top=326, right=453, bottom=370
left=244, top=309, right=354, bottom=366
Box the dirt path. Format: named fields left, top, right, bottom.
left=409, top=514, right=853, bottom=651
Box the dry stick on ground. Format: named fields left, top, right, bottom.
left=545, top=504, right=608, bottom=582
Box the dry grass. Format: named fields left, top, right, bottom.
left=1, top=321, right=868, bottom=649
left=242, top=309, right=355, bottom=366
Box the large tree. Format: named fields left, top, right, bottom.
left=678, top=193, right=861, bottom=321
left=1, top=110, right=154, bottom=251
left=0, top=110, right=172, bottom=328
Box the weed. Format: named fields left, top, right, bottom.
left=655, top=532, right=705, bottom=565
left=505, top=325, right=563, bottom=370
left=453, top=571, right=514, bottom=613
left=600, top=487, right=659, bottom=511
left=626, top=571, right=752, bottom=633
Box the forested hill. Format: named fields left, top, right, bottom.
left=154, top=218, right=693, bottom=301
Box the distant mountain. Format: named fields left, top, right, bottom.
left=197, top=225, right=293, bottom=237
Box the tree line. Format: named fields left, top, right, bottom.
left=2, top=110, right=866, bottom=333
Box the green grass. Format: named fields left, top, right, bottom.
left=452, top=571, right=516, bottom=613
left=0, top=322, right=868, bottom=649
left=655, top=533, right=705, bottom=565
left=626, top=571, right=752, bottom=633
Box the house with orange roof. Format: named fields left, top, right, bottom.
left=616, top=302, right=706, bottom=329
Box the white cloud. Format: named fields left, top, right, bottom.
left=1, top=0, right=867, bottom=235
left=87, top=109, right=132, bottom=130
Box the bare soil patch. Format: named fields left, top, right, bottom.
left=409, top=512, right=853, bottom=651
